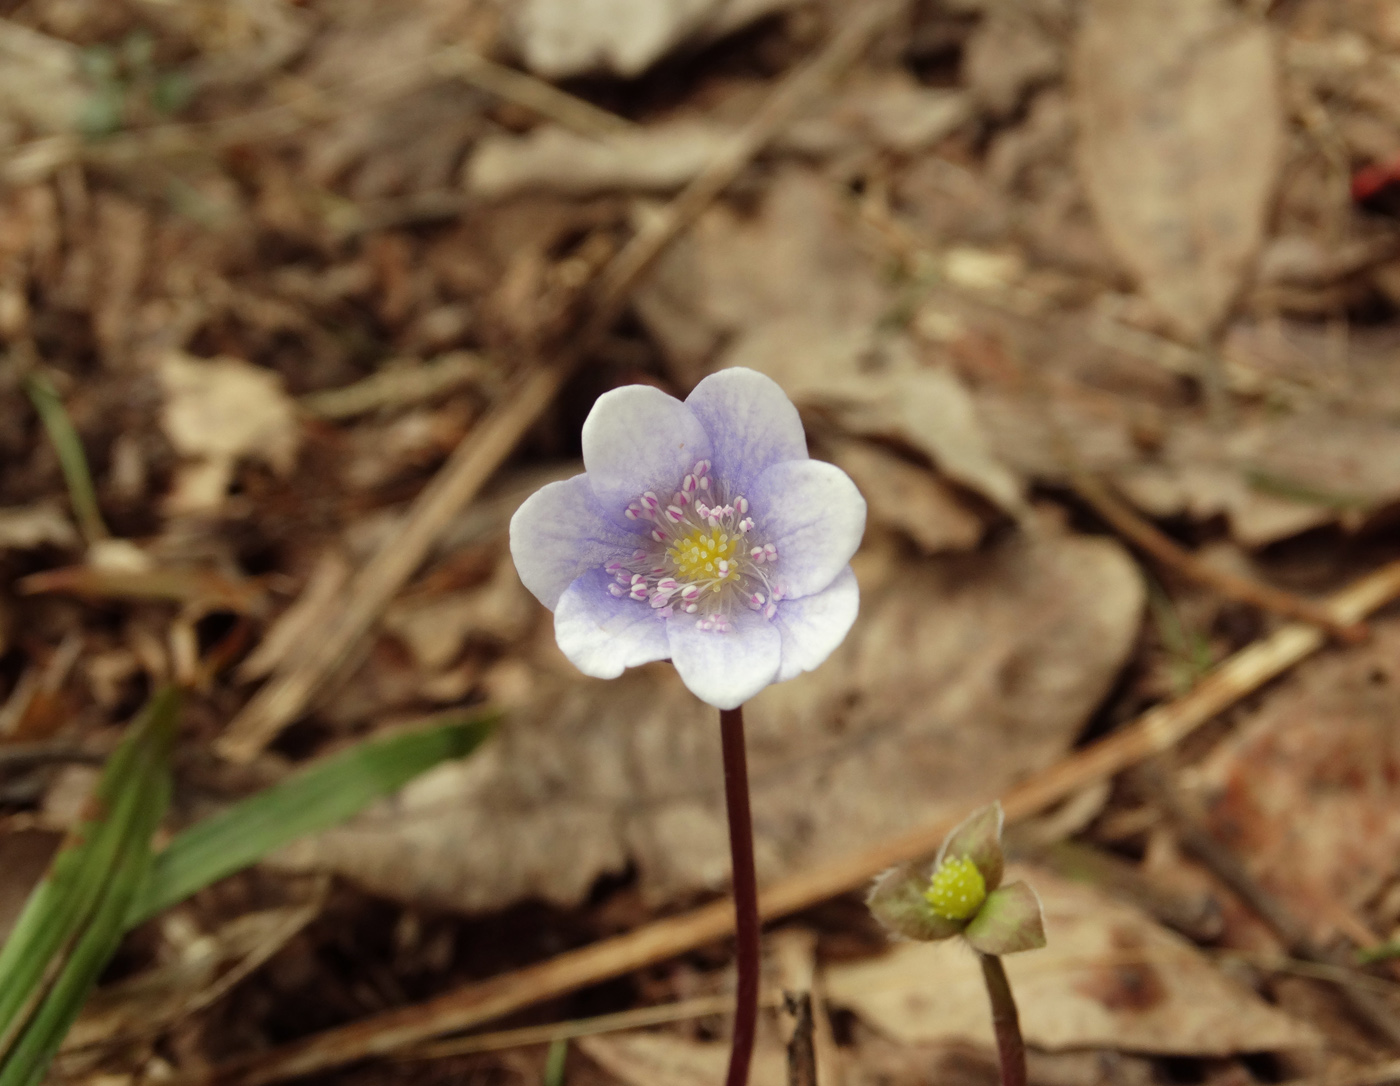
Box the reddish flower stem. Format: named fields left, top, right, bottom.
left=720, top=705, right=760, bottom=1086
left=979, top=952, right=1028, bottom=1086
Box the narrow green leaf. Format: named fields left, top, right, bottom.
left=131, top=712, right=497, bottom=925
left=0, top=687, right=178, bottom=1080
left=22, top=373, right=109, bottom=546
left=544, top=1037, right=568, bottom=1086
left=0, top=829, right=156, bottom=1086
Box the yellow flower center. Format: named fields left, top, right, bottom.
left=668, top=526, right=734, bottom=589
left=924, top=856, right=986, bottom=920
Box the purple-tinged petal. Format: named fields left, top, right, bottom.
left=685, top=367, right=807, bottom=498
left=554, top=568, right=671, bottom=678
left=963, top=882, right=1047, bottom=956
left=581, top=384, right=712, bottom=515
left=867, top=860, right=964, bottom=942
left=771, top=567, right=858, bottom=682
left=749, top=459, right=866, bottom=600
left=666, top=609, right=780, bottom=709
left=510, top=474, right=639, bottom=610
left=936, top=802, right=1005, bottom=892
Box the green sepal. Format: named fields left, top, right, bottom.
left=938, top=802, right=1005, bottom=892
left=867, top=860, right=965, bottom=942
left=963, top=880, right=1046, bottom=956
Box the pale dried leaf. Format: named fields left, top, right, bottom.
left=269, top=528, right=1142, bottom=910
left=0, top=504, right=79, bottom=552
left=512, top=0, right=799, bottom=78
left=159, top=352, right=301, bottom=514
left=1072, top=0, right=1284, bottom=341
left=468, top=121, right=731, bottom=199
left=0, top=20, right=89, bottom=138
left=828, top=866, right=1319, bottom=1055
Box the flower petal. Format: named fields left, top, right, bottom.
left=666, top=609, right=781, bottom=709
left=554, top=568, right=671, bottom=678
left=867, top=860, right=965, bottom=942
left=963, top=881, right=1047, bottom=956
left=771, top=566, right=859, bottom=682
left=581, top=384, right=712, bottom=514
left=510, top=474, right=639, bottom=610
left=684, top=367, right=808, bottom=498
left=936, top=802, right=1005, bottom=893
left=749, top=459, right=867, bottom=599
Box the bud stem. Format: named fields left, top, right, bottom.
left=978, top=952, right=1028, bottom=1086
left=720, top=705, right=760, bottom=1086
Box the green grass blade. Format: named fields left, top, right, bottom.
left=0, top=689, right=179, bottom=1040
left=0, top=817, right=159, bottom=1086
left=544, top=1038, right=569, bottom=1086
left=22, top=372, right=109, bottom=545
left=0, top=687, right=178, bottom=1077
left=131, top=711, right=497, bottom=925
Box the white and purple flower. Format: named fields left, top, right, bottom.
left=509, top=367, right=866, bottom=709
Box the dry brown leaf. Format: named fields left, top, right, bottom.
left=268, top=526, right=1142, bottom=911
left=963, top=4, right=1063, bottom=118
left=827, top=440, right=985, bottom=554
left=637, top=169, right=1025, bottom=515
left=511, top=0, right=799, bottom=78
left=1190, top=614, right=1400, bottom=944
left=159, top=351, right=301, bottom=515
left=383, top=559, right=535, bottom=672
left=1072, top=0, right=1284, bottom=342
left=827, top=866, right=1319, bottom=1056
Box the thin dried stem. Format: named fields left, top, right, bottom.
left=721, top=705, right=760, bottom=1086
left=1071, top=473, right=1366, bottom=643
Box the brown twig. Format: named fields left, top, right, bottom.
left=783, top=992, right=817, bottom=1086
left=177, top=559, right=1400, bottom=1086
left=1071, top=472, right=1367, bottom=643
left=215, top=0, right=904, bottom=763
left=721, top=705, right=760, bottom=1086
left=1137, top=764, right=1400, bottom=1050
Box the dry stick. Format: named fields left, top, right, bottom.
left=1137, top=764, right=1400, bottom=1050
left=215, top=0, right=905, bottom=763
left=978, top=954, right=1027, bottom=1086
left=1070, top=473, right=1367, bottom=643
left=720, top=706, right=760, bottom=1086
left=184, top=560, right=1400, bottom=1086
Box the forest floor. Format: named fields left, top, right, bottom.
left=5, top=0, right=1400, bottom=1083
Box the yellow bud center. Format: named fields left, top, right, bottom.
left=924, top=856, right=986, bottom=920
left=668, top=527, right=734, bottom=585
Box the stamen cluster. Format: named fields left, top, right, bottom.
left=604, top=459, right=780, bottom=629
